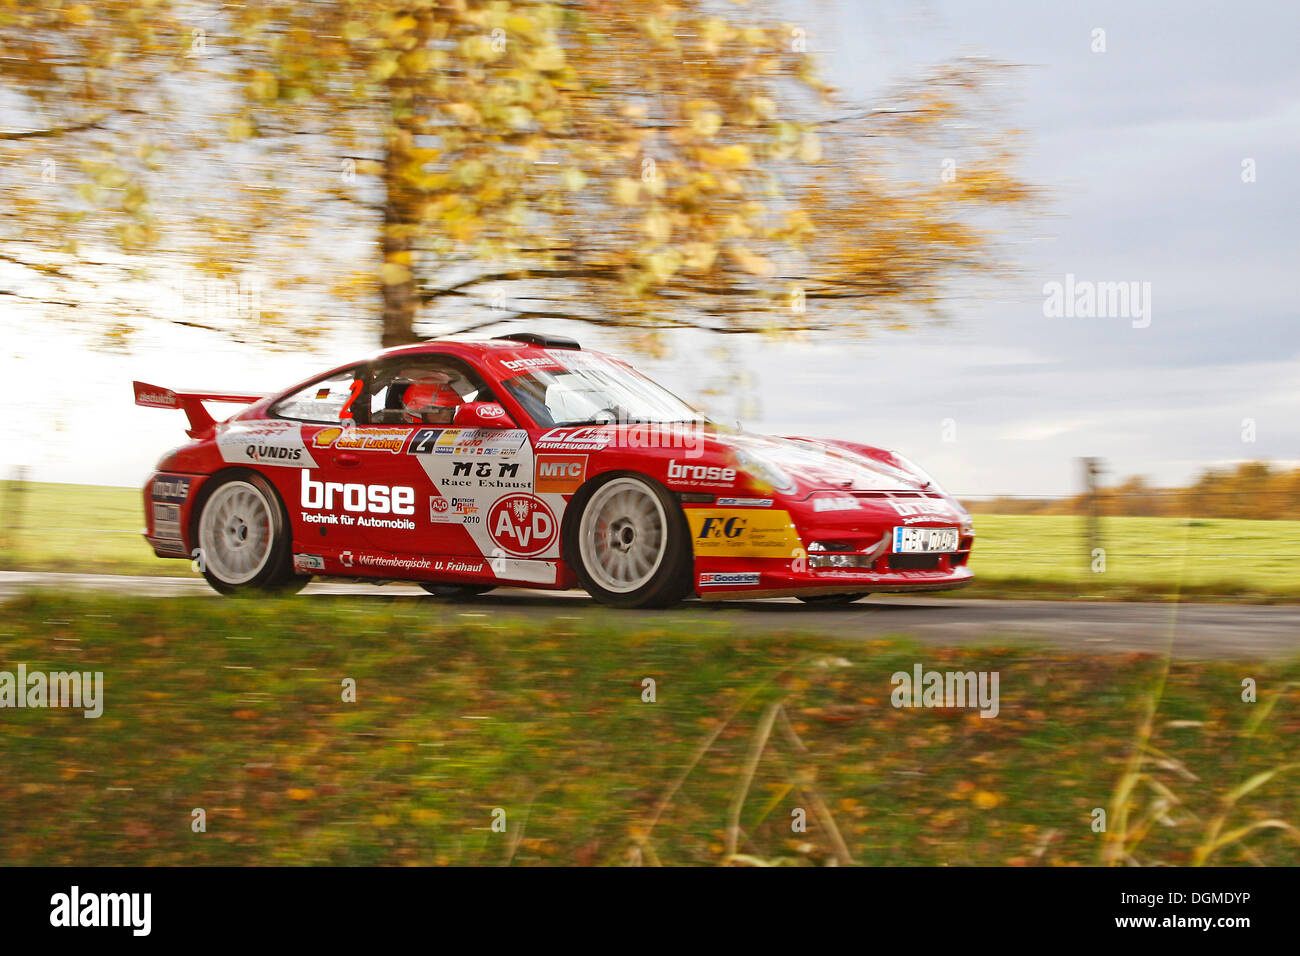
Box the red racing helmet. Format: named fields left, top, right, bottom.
left=402, top=381, right=462, bottom=422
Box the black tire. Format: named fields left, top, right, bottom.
left=564, top=472, right=694, bottom=609
left=193, top=471, right=302, bottom=595
left=796, top=593, right=870, bottom=607
left=419, top=583, right=494, bottom=599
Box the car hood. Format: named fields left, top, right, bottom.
left=713, top=431, right=929, bottom=494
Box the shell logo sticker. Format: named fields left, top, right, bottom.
left=487, top=494, right=557, bottom=557
left=314, top=427, right=343, bottom=448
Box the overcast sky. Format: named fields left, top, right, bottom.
left=3, top=0, right=1297, bottom=496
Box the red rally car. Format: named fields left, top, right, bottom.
left=136, top=332, right=974, bottom=608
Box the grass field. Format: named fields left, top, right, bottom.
left=1, top=480, right=1298, bottom=601
left=1, top=593, right=1298, bottom=866
left=968, top=514, right=1300, bottom=602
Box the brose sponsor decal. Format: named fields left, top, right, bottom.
left=534, top=454, right=588, bottom=494
left=300, top=469, right=415, bottom=519
left=687, top=508, right=802, bottom=558
left=667, top=459, right=736, bottom=487
left=699, top=572, right=761, bottom=587
left=487, top=494, right=557, bottom=557
left=501, top=356, right=561, bottom=372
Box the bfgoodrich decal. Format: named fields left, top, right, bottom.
left=699, top=572, right=761, bottom=586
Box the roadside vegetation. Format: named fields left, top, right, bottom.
left=1, top=593, right=1298, bottom=866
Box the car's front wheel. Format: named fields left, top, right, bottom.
left=566, top=473, right=693, bottom=609
left=195, top=472, right=302, bottom=595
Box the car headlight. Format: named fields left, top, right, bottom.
left=735, top=450, right=797, bottom=495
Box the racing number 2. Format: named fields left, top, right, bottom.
left=340, top=378, right=364, bottom=422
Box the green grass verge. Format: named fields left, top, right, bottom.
left=965, top=514, right=1300, bottom=603
left=2, top=481, right=1298, bottom=601
left=2, top=593, right=1298, bottom=865
left=0, top=480, right=175, bottom=576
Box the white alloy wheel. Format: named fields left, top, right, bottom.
left=198, top=479, right=274, bottom=586
left=577, top=477, right=669, bottom=594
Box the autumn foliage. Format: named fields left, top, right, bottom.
left=2, top=0, right=1033, bottom=347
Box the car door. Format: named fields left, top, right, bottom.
left=346, top=352, right=522, bottom=561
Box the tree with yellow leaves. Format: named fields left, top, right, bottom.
left=3, top=1, right=1033, bottom=348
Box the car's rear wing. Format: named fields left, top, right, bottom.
left=132, top=381, right=268, bottom=439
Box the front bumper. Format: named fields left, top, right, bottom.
left=694, top=562, right=974, bottom=600
left=689, top=489, right=975, bottom=599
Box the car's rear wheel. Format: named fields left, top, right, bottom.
left=796, top=593, right=870, bottom=606
left=567, top=473, right=693, bottom=609
left=419, top=583, right=494, bottom=599
left=196, top=472, right=301, bottom=595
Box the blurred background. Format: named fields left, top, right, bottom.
left=2, top=1, right=1299, bottom=868
left=3, top=0, right=1294, bottom=497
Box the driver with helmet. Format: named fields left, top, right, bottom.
left=396, top=368, right=463, bottom=424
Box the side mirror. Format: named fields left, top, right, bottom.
left=453, top=402, right=516, bottom=429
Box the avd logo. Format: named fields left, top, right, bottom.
left=487, top=494, right=556, bottom=556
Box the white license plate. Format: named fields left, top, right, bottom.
left=893, top=527, right=959, bottom=553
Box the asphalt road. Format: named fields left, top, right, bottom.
left=4, top=571, right=1298, bottom=658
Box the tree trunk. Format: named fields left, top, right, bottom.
left=378, top=16, right=428, bottom=350
left=379, top=175, right=420, bottom=349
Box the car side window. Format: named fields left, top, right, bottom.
left=271, top=369, right=364, bottom=423
left=367, top=355, right=496, bottom=425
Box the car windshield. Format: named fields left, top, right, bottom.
left=501, top=351, right=706, bottom=428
